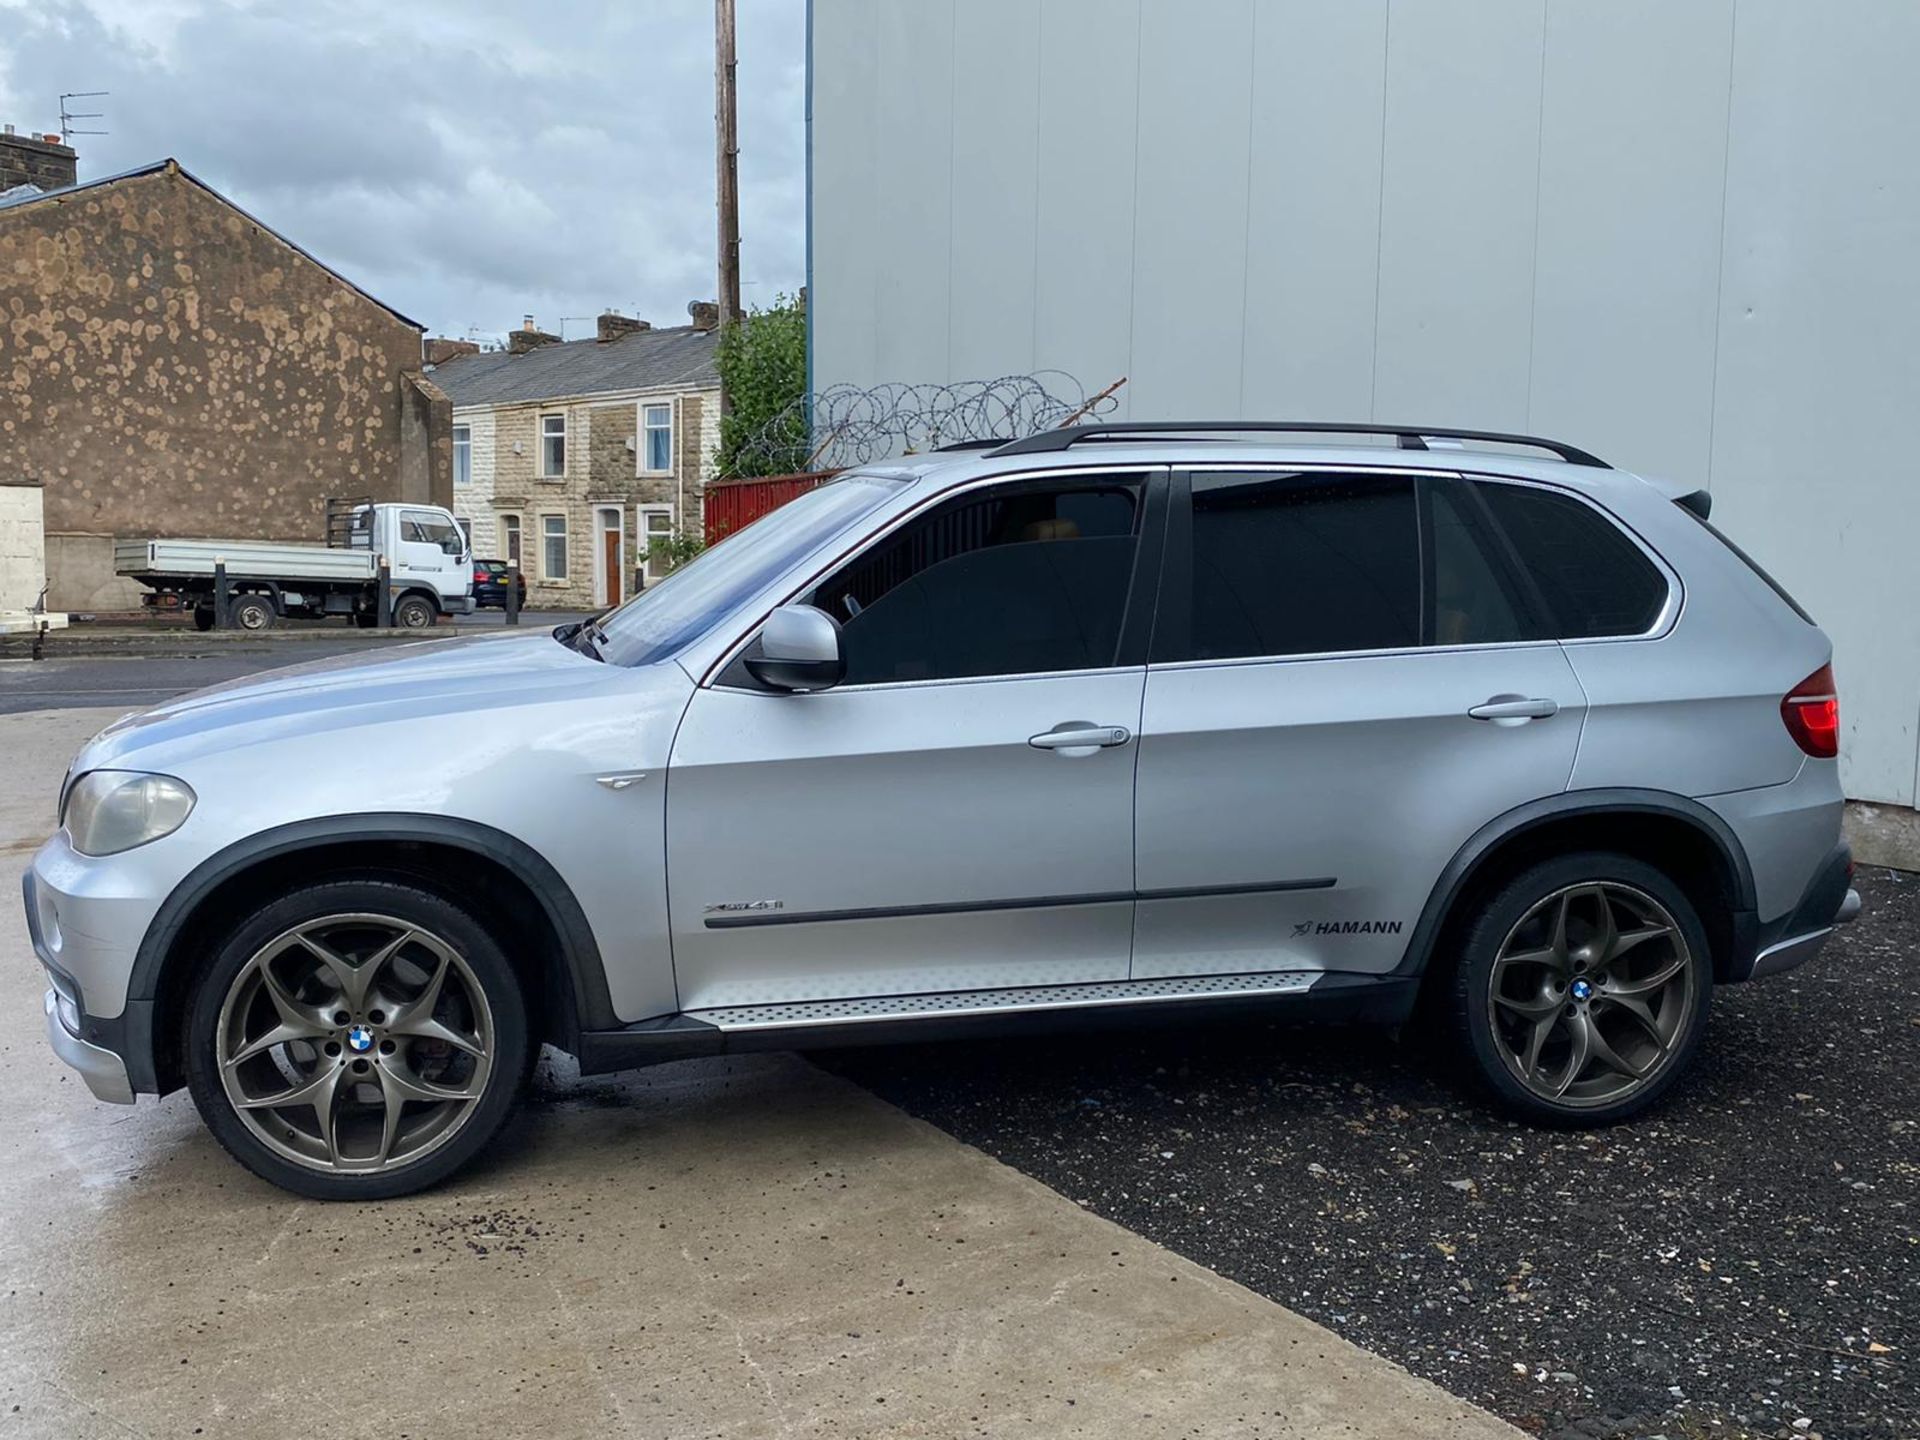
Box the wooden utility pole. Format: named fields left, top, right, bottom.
left=715, top=0, right=742, bottom=338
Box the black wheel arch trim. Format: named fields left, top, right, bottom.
left=1392, top=788, right=1759, bottom=982
left=123, top=814, right=617, bottom=1089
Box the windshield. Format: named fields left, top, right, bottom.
left=591, top=473, right=906, bottom=667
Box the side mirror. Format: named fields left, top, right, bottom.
left=746, top=604, right=845, bottom=693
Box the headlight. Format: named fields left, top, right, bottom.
left=63, top=771, right=196, bottom=857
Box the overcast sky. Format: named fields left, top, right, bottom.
left=0, top=0, right=807, bottom=344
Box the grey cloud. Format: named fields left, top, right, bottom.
left=0, top=0, right=806, bottom=343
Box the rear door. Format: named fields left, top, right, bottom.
left=1131, top=467, right=1586, bottom=979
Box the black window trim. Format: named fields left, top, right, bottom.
left=707, top=464, right=1172, bottom=693
left=1147, top=464, right=1680, bottom=672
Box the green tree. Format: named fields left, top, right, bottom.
left=714, top=293, right=810, bottom=477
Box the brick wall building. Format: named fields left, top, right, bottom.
left=0, top=150, right=449, bottom=609
left=432, top=309, right=720, bottom=610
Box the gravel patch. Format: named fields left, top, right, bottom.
left=823, top=867, right=1918, bottom=1439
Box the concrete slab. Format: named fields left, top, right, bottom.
left=0, top=707, right=1518, bottom=1439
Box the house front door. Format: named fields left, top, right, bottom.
left=598, top=509, right=623, bottom=607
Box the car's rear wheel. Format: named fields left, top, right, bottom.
left=185, top=879, right=528, bottom=1199
left=1449, top=852, right=1711, bottom=1126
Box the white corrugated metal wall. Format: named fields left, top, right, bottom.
left=807, top=0, right=1920, bottom=809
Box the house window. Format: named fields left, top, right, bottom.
left=453, top=424, right=472, bottom=486
left=540, top=414, right=566, bottom=478
left=542, top=514, right=569, bottom=580
left=642, top=403, right=673, bottom=473
left=501, top=514, right=522, bottom=567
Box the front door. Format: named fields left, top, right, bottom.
left=665, top=468, right=1165, bottom=1012
left=1131, top=467, right=1586, bottom=979
left=395, top=508, right=462, bottom=598
left=597, top=509, right=623, bottom=607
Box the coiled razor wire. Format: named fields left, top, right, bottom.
left=720, top=371, right=1124, bottom=477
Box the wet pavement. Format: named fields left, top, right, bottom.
left=0, top=707, right=1516, bottom=1440
left=827, top=868, right=1919, bottom=1440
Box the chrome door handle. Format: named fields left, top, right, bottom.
left=1468, top=695, right=1559, bottom=723
left=1029, top=723, right=1133, bottom=752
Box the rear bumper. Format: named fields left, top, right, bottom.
left=1734, top=844, right=1859, bottom=982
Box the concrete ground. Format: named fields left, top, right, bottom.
left=0, top=706, right=1516, bottom=1440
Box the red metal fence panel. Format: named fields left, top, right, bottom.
left=703, top=470, right=842, bottom=544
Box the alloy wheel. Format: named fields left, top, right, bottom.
left=1486, top=881, right=1695, bottom=1109
left=215, top=913, right=495, bottom=1174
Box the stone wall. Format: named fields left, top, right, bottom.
left=0, top=164, right=447, bottom=608
left=0, top=131, right=76, bottom=193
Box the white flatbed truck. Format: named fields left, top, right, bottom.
left=115, top=498, right=474, bottom=631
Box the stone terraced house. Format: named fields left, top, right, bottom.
left=429, top=308, right=721, bottom=611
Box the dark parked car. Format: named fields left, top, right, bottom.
left=471, top=558, right=527, bottom=610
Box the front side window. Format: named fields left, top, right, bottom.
left=1474, top=481, right=1667, bottom=638
left=542, top=514, right=568, bottom=579
left=1173, top=472, right=1419, bottom=662
left=402, top=510, right=462, bottom=555
left=540, top=414, right=566, bottom=478
left=808, top=475, right=1144, bottom=686
left=643, top=403, right=672, bottom=473
left=452, top=424, right=472, bottom=486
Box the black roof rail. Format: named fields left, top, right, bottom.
left=990, top=422, right=1610, bottom=469
left=934, top=437, right=1012, bottom=452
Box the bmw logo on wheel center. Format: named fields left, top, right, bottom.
left=1570, top=979, right=1593, bottom=1002
left=346, top=1025, right=376, bottom=1053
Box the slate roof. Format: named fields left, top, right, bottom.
left=429, top=326, right=720, bottom=407
left=0, top=159, right=426, bottom=330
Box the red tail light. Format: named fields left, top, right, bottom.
left=1782, top=663, right=1839, bottom=758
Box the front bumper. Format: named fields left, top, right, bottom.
left=23, top=843, right=163, bottom=1101
left=44, top=988, right=134, bottom=1104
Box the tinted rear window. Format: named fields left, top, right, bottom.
left=1475, top=482, right=1668, bottom=639
left=1182, top=471, right=1420, bottom=660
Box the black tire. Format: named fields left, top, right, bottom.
left=184, top=878, right=529, bottom=1200
left=352, top=611, right=377, bottom=628
left=227, top=593, right=276, bottom=631
left=1448, top=851, right=1712, bottom=1127
left=393, top=593, right=437, bottom=629
left=191, top=604, right=216, bottom=632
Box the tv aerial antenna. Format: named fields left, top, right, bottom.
left=58, top=92, right=109, bottom=142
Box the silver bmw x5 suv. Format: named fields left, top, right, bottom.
left=27, top=422, right=1859, bottom=1199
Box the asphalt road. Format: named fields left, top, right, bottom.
left=825, top=868, right=1918, bottom=1440
left=0, top=612, right=591, bottom=714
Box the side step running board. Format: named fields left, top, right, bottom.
left=569, top=970, right=1419, bottom=1078
left=687, top=971, right=1319, bottom=1032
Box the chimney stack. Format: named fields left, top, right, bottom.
left=596, top=310, right=652, bottom=343
left=0, top=125, right=77, bottom=193
left=508, top=318, right=561, bottom=355
left=425, top=336, right=481, bottom=366
left=687, top=300, right=721, bottom=332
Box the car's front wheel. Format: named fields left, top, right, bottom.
left=1450, top=852, right=1711, bottom=1126
left=184, top=879, right=528, bottom=1199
